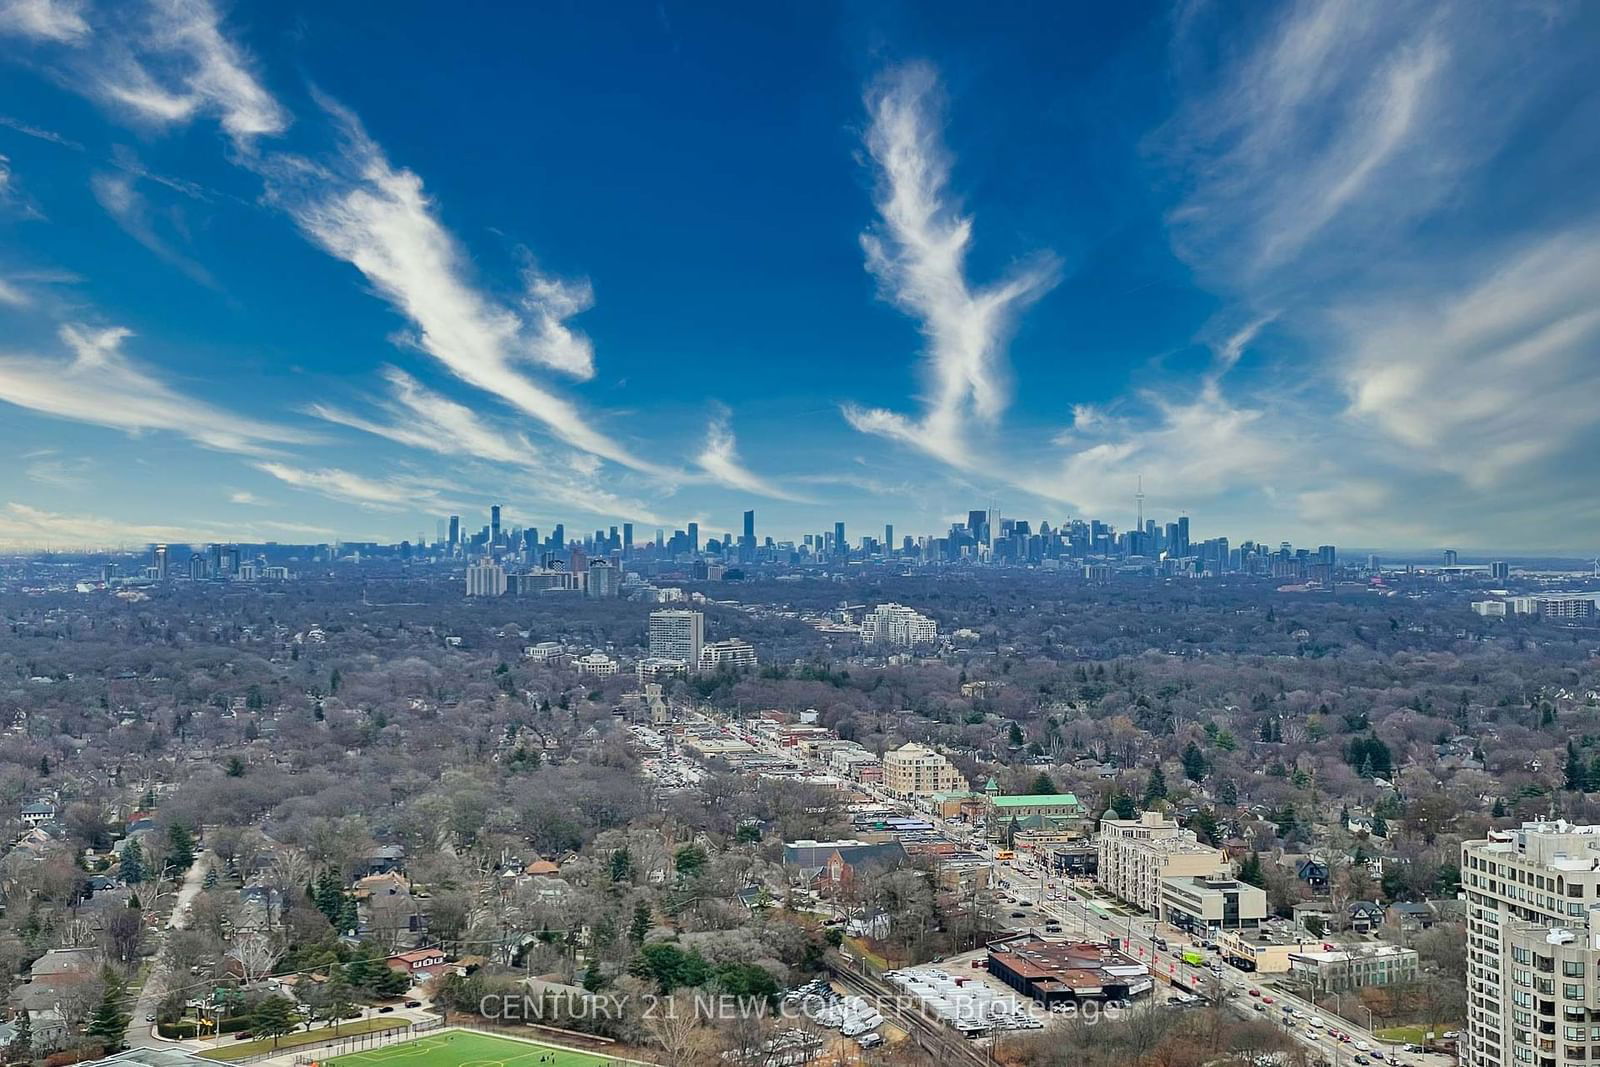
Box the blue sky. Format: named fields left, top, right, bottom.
left=0, top=0, right=1597, bottom=552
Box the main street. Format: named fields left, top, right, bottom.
left=994, top=854, right=1456, bottom=1067
left=715, top=711, right=1457, bottom=1065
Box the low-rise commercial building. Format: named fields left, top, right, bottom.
left=1287, top=944, right=1419, bottom=994
left=986, top=936, right=1152, bottom=1005
left=1217, top=927, right=1322, bottom=974
left=1159, top=873, right=1268, bottom=934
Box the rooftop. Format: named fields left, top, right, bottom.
left=991, top=793, right=1082, bottom=808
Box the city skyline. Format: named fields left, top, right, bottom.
left=1, top=3, right=1599, bottom=552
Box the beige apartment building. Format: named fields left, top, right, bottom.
left=1096, top=811, right=1226, bottom=916
left=1463, top=820, right=1600, bottom=1067
left=882, top=743, right=968, bottom=799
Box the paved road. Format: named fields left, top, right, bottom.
left=126, top=853, right=210, bottom=1049
left=994, top=856, right=1455, bottom=1067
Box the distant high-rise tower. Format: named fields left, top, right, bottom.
left=741, top=509, right=755, bottom=561
left=1444, top=549, right=1459, bottom=567
left=1490, top=560, right=1509, bottom=581
left=1175, top=515, right=1190, bottom=557
left=688, top=522, right=699, bottom=554
left=834, top=521, right=847, bottom=559
left=448, top=515, right=460, bottom=546
left=152, top=543, right=169, bottom=579
left=884, top=524, right=894, bottom=555
left=622, top=523, right=634, bottom=557
left=490, top=505, right=501, bottom=546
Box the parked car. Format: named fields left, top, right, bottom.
left=405, top=1000, right=422, bottom=1008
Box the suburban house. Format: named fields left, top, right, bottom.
left=19, top=800, right=57, bottom=827
left=387, top=948, right=446, bottom=975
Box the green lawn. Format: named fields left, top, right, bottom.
left=1375, top=1024, right=1456, bottom=1045
left=326, top=1031, right=636, bottom=1067
left=195, top=1018, right=409, bottom=1061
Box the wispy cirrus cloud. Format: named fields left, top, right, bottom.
left=694, top=410, right=812, bottom=504
left=255, top=96, right=699, bottom=485
left=1341, top=229, right=1600, bottom=488
left=23, top=449, right=94, bottom=490
left=91, top=170, right=216, bottom=285
left=0, top=0, right=88, bottom=43
left=0, top=323, right=303, bottom=454
left=308, top=368, right=681, bottom=525
left=87, top=0, right=288, bottom=149
left=842, top=62, right=1060, bottom=470
left=0, top=114, right=84, bottom=149
left=252, top=461, right=449, bottom=513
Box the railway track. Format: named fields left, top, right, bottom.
left=826, top=957, right=992, bottom=1066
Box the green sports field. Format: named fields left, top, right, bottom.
left=324, top=1030, right=635, bottom=1067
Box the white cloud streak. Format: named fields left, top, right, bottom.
left=0, top=501, right=209, bottom=549
left=843, top=62, right=1060, bottom=469
left=695, top=412, right=811, bottom=503
left=92, top=0, right=289, bottom=149
left=252, top=461, right=447, bottom=513
left=0, top=0, right=88, bottom=42
left=0, top=324, right=303, bottom=454
left=1342, top=230, right=1600, bottom=487
left=90, top=170, right=216, bottom=285
left=307, top=368, right=682, bottom=525
left=261, top=98, right=679, bottom=480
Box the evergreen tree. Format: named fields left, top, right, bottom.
left=338, top=896, right=358, bottom=935
left=1237, top=851, right=1266, bottom=888
left=10, top=1008, right=31, bottom=1061
left=1276, top=804, right=1300, bottom=840
left=120, top=839, right=146, bottom=885
left=252, top=996, right=297, bottom=1048
left=323, top=970, right=354, bottom=1034
left=1113, top=790, right=1139, bottom=825
left=37, top=755, right=49, bottom=777
left=1182, top=741, right=1207, bottom=782
left=202, top=867, right=218, bottom=890
left=1029, top=771, right=1057, bottom=794
left=225, top=757, right=245, bottom=778
left=1567, top=741, right=1588, bottom=792
left=1143, top=765, right=1168, bottom=806
left=165, top=824, right=196, bottom=873
left=1217, top=779, right=1238, bottom=806
left=141, top=787, right=157, bottom=809
left=609, top=846, right=634, bottom=883
left=630, top=900, right=653, bottom=945
left=1491, top=796, right=1508, bottom=818
left=85, top=975, right=129, bottom=1050
left=673, top=845, right=708, bottom=880
left=1370, top=812, right=1388, bottom=838
left=1007, top=722, right=1024, bottom=747
left=1189, top=808, right=1220, bottom=846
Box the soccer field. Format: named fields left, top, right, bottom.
left=323, top=1030, right=633, bottom=1067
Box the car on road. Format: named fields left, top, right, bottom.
left=1261, top=996, right=1275, bottom=1004
left=378, top=1006, right=395, bottom=1013
left=1254, top=1004, right=1266, bottom=1012
left=1248, top=988, right=1260, bottom=997
left=405, top=1000, right=422, bottom=1008
left=1010, top=911, right=1026, bottom=918
left=145, top=1013, right=155, bottom=1022
left=1355, top=1057, right=1370, bottom=1066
